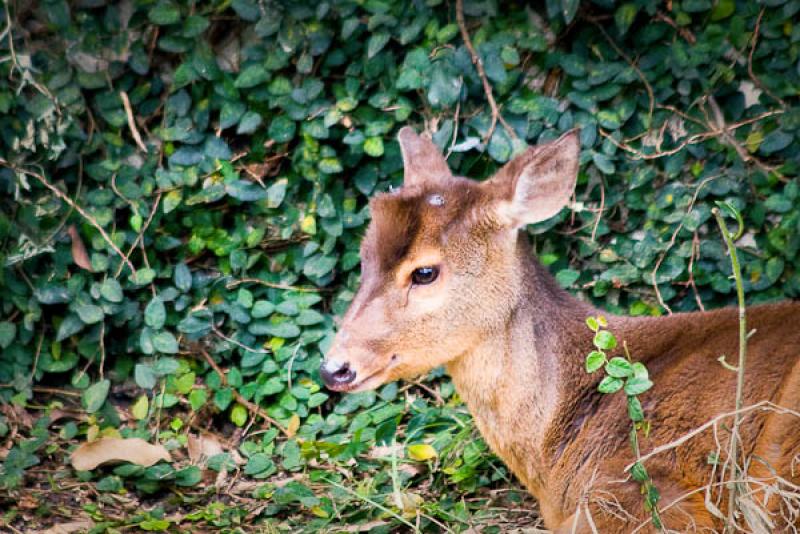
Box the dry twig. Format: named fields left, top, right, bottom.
left=747, top=7, right=786, bottom=108
left=1, top=159, right=137, bottom=275
left=226, top=277, right=325, bottom=293
left=195, top=346, right=288, bottom=436
left=455, top=0, right=516, bottom=143
left=120, top=90, right=148, bottom=153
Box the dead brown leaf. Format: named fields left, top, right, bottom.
left=67, top=225, right=92, bottom=271
left=36, top=519, right=95, bottom=534
left=187, top=433, right=224, bottom=466
left=70, top=437, right=170, bottom=471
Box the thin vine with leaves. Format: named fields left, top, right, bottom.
left=585, top=316, right=663, bottom=530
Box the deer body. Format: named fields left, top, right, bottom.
left=320, top=128, right=800, bottom=532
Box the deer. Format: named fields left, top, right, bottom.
left=319, top=127, right=800, bottom=532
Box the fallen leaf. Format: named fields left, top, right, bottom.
left=367, top=443, right=404, bottom=460
left=70, top=437, right=170, bottom=471
left=37, top=520, right=95, bottom=534
left=67, top=225, right=92, bottom=271
left=187, top=433, right=224, bottom=466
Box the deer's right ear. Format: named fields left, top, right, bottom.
left=489, top=130, right=580, bottom=228
left=398, top=127, right=452, bottom=187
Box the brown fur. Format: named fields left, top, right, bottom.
left=322, top=128, right=800, bottom=532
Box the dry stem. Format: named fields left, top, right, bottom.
left=195, top=346, right=288, bottom=436
left=1, top=159, right=137, bottom=275
left=455, top=0, right=517, bottom=143
left=120, top=90, right=148, bottom=153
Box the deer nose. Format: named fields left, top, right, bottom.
left=320, top=359, right=356, bottom=387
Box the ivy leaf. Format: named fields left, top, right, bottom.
left=148, top=2, right=180, bottom=25
left=152, top=332, right=179, bottom=354
left=605, top=357, right=634, bottom=378
left=624, top=377, right=654, bottom=396
left=83, top=379, right=111, bottom=413
left=0, top=322, right=16, bottom=349
left=100, top=279, right=124, bottom=303
left=631, top=461, right=649, bottom=482
left=132, top=395, right=150, bottom=420
left=585, top=351, right=606, bottom=373
left=230, top=404, right=248, bottom=427
left=75, top=304, right=104, bottom=324
left=234, top=65, right=269, bottom=88
left=593, top=330, right=617, bottom=350
left=367, top=32, right=390, bottom=59
left=627, top=396, right=644, bottom=422
left=363, top=137, right=384, bottom=157
left=135, top=364, right=157, bottom=389
left=598, top=376, right=624, bottom=394
left=145, top=298, right=166, bottom=330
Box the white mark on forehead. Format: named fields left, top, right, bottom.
left=427, top=194, right=445, bottom=206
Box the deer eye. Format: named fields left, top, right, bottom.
left=411, top=266, right=439, bottom=285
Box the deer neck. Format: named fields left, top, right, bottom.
left=446, top=246, right=597, bottom=498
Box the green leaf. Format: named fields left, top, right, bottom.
left=632, top=362, right=649, bottom=380
left=83, top=379, right=111, bottom=413
left=555, top=268, right=580, bottom=288
left=175, top=465, right=202, bottom=487
left=75, top=304, right=104, bottom=325
left=614, top=4, right=639, bottom=35
left=189, top=388, right=207, bottom=411
left=363, top=136, right=384, bottom=157
left=585, top=351, right=606, bottom=373
left=561, top=0, right=579, bottom=23
left=230, top=404, right=248, bottom=427
left=152, top=331, right=179, bottom=354
left=148, top=2, right=180, bottom=25
left=605, top=357, right=634, bottom=378
left=130, top=268, right=156, bottom=286
left=367, top=32, right=390, bottom=59
left=627, top=396, right=644, bottom=422
left=234, top=65, right=269, bottom=89
left=174, top=263, right=192, bottom=292
left=710, top=0, right=734, bottom=20
left=597, top=376, right=624, bottom=394
left=631, top=461, right=649, bottom=482
left=132, top=395, right=150, bottom=420
left=593, top=330, right=617, bottom=350
left=145, top=298, right=166, bottom=330
left=135, top=364, right=157, bottom=389
left=624, top=376, right=654, bottom=396
left=759, top=129, right=792, bottom=155
left=0, top=322, right=16, bottom=349
left=100, top=279, right=124, bottom=303
left=140, top=519, right=171, bottom=532
left=237, top=111, right=263, bottom=134
left=585, top=317, right=599, bottom=332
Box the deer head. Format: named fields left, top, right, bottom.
left=320, top=127, right=580, bottom=392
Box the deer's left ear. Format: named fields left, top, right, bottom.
left=489, top=129, right=580, bottom=227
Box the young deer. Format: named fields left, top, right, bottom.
left=320, top=127, right=800, bottom=532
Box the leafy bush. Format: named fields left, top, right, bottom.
left=0, top=0, right=798, bottom=530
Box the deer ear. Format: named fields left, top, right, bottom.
left=397, top=127, right=452, bottom=187
left=489, top=130, right=580, bottom=227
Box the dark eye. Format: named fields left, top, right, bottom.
left=411, top=266, right=439, bottom=285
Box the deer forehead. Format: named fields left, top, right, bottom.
left=362, top=180, right=493, bottom=278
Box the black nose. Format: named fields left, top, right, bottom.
left=320, top=360, right=356, bottom=387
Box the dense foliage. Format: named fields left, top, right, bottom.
left=0, top=0, right=798, bottom=530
